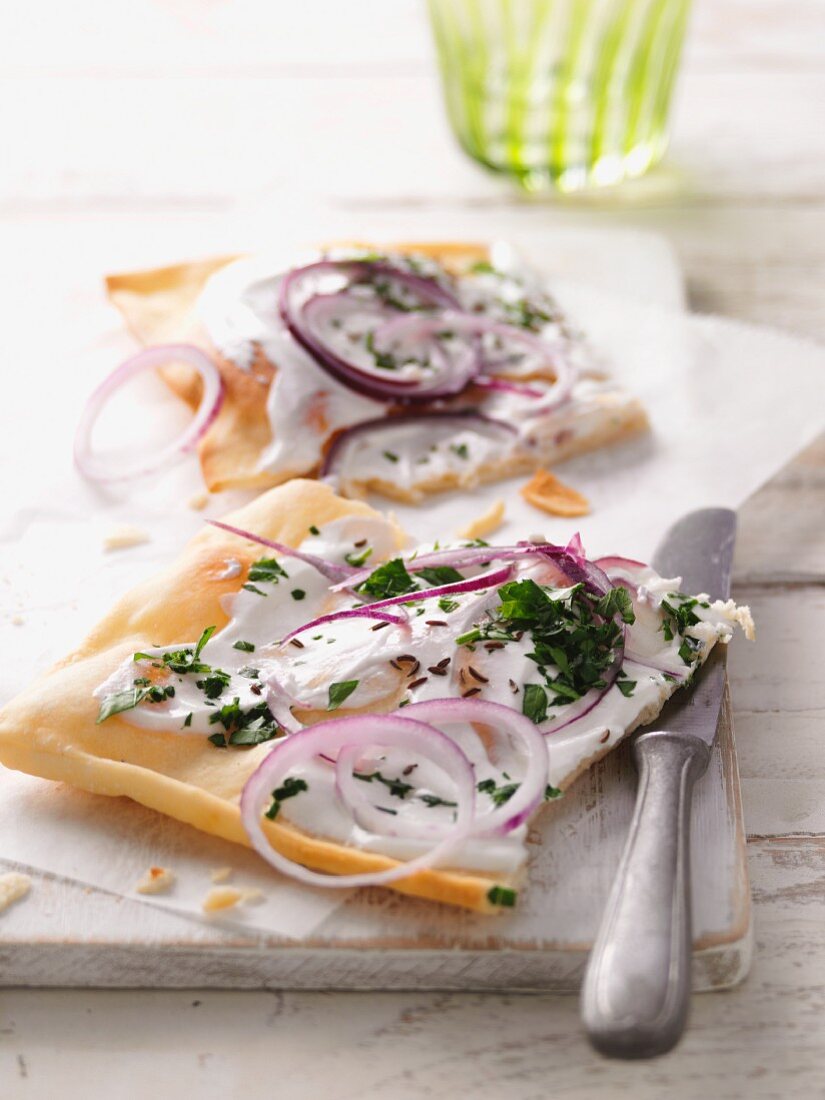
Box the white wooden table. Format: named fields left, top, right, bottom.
left=1, top=1, right=824, bottom=1095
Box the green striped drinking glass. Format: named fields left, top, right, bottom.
left=427, top=0, right=691, bottom=192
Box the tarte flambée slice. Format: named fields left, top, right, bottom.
left=105, top=241, right=648, bottom=497
left=0, top=481, right=752, bottom=913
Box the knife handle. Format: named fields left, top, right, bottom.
left=581, top=730, right=711, bottom=1059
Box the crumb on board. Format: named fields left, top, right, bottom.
left=135, top=866, right=175, bottom=895
left=456, top=499, right=506, bottom=540
left=520, top=469, right=590, bottom=517
left=103, top=524, right=151, bottom=551
left=210, top=866, right=233, bottom=884
left=201, top=886, right=264, bottom=913
left=202, top=886, right=244, bottom=913
left=10, top=614, right=24, bottom=626
left=0, top=872, right=32, bottom=914
left=188, top=492, right=210, bottom=512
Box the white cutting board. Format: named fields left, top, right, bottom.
left=0, top=227, right=749, bottom=990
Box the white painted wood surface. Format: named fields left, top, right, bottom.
left=1, top=0, right=824, bottom=1093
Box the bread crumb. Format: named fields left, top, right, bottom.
left=10, top=614, right=24, bottom=626
left=210, top=866, right=233, bottom=884
left=135, top=866, right=175, bottom=895
left=0, top=872, right=32, bottom=913
left=188, top=492, right=210, bottom=511
left=521, top=470, right=590, bottom=517
left=456, top=500, right=505, bottom=540
left=202, top=886, right=244, bottom=913
left=103, top=524, right=150, bottom=551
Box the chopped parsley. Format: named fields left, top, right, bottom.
left=477, top=778, right=520, bottom=805
left=233, top=640, right=255, bottom=653
left=616, top=676, right=637, bottom=697
left=354, top=769, right=414, bottom=800
left=328, top=679, right=359, bottom=711
left=461, top=577, right=635, bottom=713
left=660, top=594, right=704, bottom=664
left=207, top=698, right=282, bottom=747
left=438, top=596, right=460, bottom=614
left=265, top=776, right=309, bottom=819
left=487, top=885, right=518, bottom=908
left=449, top=442, right=469, bottom=460
left=96, top=683, right=174, bottom=724
left=382, top=450, right=399, bottom=463
left=196, top=669, right=231, bottom=699
left=521, top=683, right=548, bottom=725
left=545, top=785, right=563, bottom=800
left=248, top=557, right=288, bottom=585
left=344, top=545, right=373, bottom=568
left=291, top=589, right=306, bottom=601
left=242, top=583, right=267, bottom=596
left=308, top=525, right=320, bottom=535
left=237, top=666, right=260, bottom=679
left=134, top=625, right=216, bottom=676
left=356, top=558, right=418, bottom=600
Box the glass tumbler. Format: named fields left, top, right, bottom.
left=428, top=0, right=691, bottom=192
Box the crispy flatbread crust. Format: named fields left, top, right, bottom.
left=106, top=243, right=648, bottom=495
left=0, top=481, right=519, bottom=913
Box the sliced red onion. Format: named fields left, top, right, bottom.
left=401, top=699, right=548, bottom=836
left=74, top=344, right=223, bottom=482
left=207, top=520, right=355, bottom=584
left=289, top=564, right=513, bottom=645
left=240, top=714, right=476, bottom=888
left=474, top=376, right=545, bottom=399
left=280, top=260, right=473, bottom=402
left=280, top=605, right=409, bottom=645
left=564, top=532, right=586, bottom=561
left=373, top=312, right=574, bottom=411
left=320, top=410, right=518, bottom=482
left=594, top=555, right=648, bottom=572
left=334, top=541, right=561, bottom=594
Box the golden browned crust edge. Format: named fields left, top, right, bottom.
left=0, top=480, right=514, bottom=914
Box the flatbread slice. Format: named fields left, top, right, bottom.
left=106, top=242, right=648, bottom=496
left=0, top=481, right=750, bottom=914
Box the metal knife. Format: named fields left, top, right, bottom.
left=581, top=508, right=737, bottom=1059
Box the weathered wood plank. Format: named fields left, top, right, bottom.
left=0, top=839, right=822, bottom=1098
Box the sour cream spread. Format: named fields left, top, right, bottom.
left=195, top=244, right=629, bottom=496
left=95, top=515, right=751, bottom=875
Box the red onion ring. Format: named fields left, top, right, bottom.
left=240, top=713, right=477, bottom=888
left=279, top=605, right=409, bottom=645
left=594, top=555, right=648, bottom=572
left=335, top=541, right=598, bottom=596
left=400, top=699, right=548, bottom=836
left=74, top=344, right=223, bottom=482
left=320, top=410, right=518, bottom=482
left=207, top=520, right=356, bottom=584
left=373, top=312, right=574, bottom=410
left=285, top=563, right=513, bottom=646
left=280, top=260, right=472, bottom=402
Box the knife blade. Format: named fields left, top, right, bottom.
left=581, top=508, right=737, bottom=1059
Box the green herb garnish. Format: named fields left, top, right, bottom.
left=248, top=557, right=288, bottom=585
left=487, top=885, right=518, bottom=908
left=265, top=776, right=309, bottom=819
left=521, top=683, right=548, bottom=725
left=356, top=558, right=418, bottom=600
left=328, top=680, right=359, bottom=711
left=233, top=640, right=255, bottom=653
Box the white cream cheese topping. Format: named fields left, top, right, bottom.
left=195, top=245, right=622, bottom=491
left=95, top=516, right=749, bottom=876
